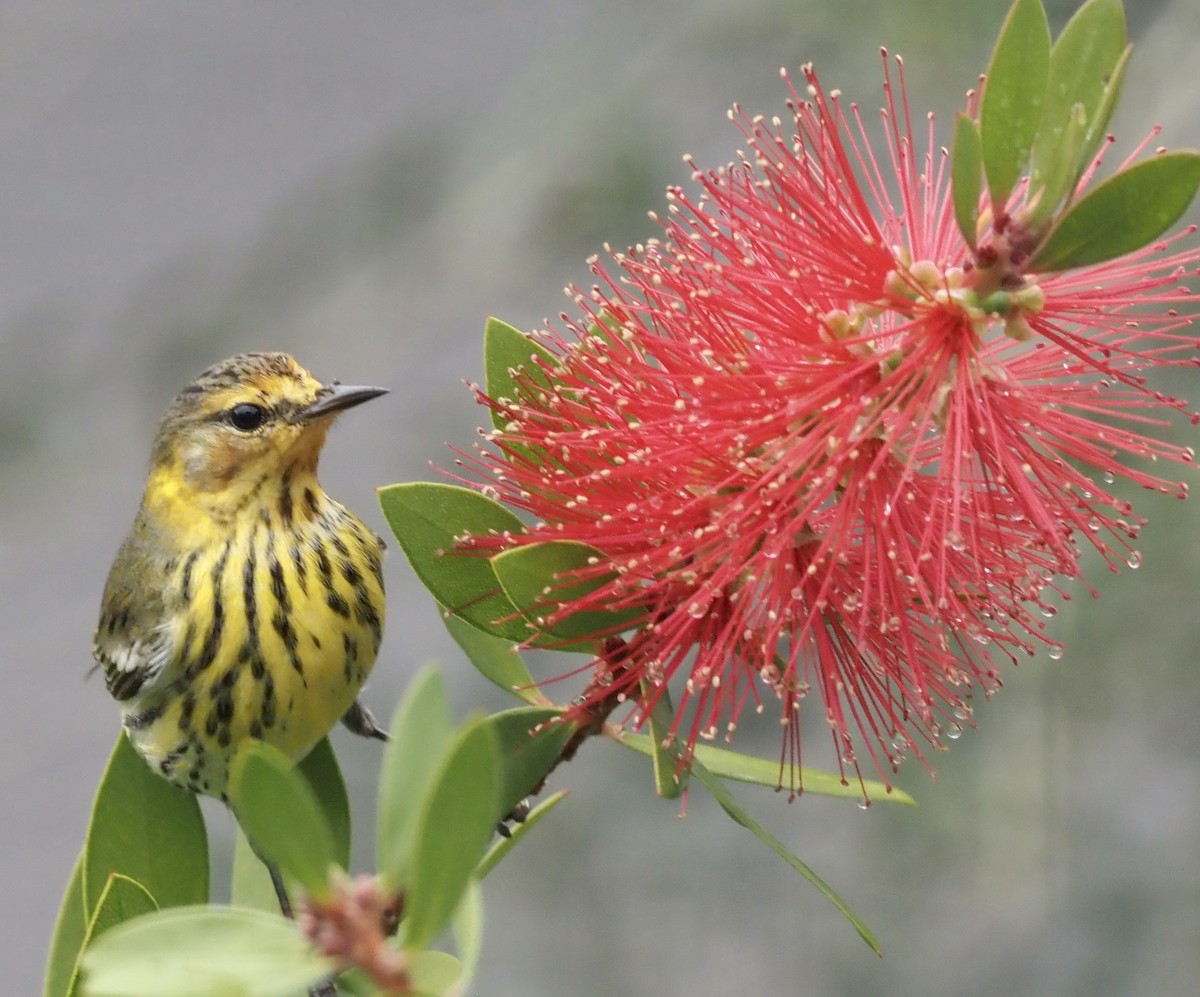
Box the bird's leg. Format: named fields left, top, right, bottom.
left=268, top=862, right=340, bottom=997
left=340, top=698, right=389, bottom=741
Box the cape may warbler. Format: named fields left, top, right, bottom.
left=94, top=352, right=387, bottom=798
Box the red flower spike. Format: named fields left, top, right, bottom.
left=459, top=55, right=1200, bottom=795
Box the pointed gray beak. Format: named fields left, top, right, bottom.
left=296, top=383, right=388, bottom=422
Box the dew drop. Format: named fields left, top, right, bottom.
left=856, top=797, right=871, bottom=811
left=1047, top=645, right=1064, bottom=661
left=1127, top=550, right=1142, bottom=569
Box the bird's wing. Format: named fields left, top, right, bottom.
left=93, top=527, right=175, bottom=702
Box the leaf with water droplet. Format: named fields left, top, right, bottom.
left=1028, top=0, right=1128, bottom=224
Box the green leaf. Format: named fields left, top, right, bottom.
left=376, top=666, right=455, bottom=890
left=404, top=719, right=502, bottom=950
left=476, top=790, right=569, bottom=880
left=689, top=758, right=882, bottom=955
left=231, top=739, right=351, bottom=916
left=331, top=969, right=376, bottom=997
left=484, top=316, right=559, bottom=434
left=82, top=734, right=208, bottom=923
left=80, top=905, right=335, bottom=997
left=444, top=611, right=544, bottom=704
left=615, top=734, right=916, bottom=805
left=229, top=742, right=339, bottom=899
left=1031, top=152, right=1200, bottom=271
left=979, top=0, right=1050, bottom=211
left=491, top=540, right=643, bottom=644
left=1029, top=0, right=1128, bottom=222
left=230, top=829, right=282, bottom=915
left=642, top=680, right=685, bottom=800
left=86, top=874, right=159, bottom=947
left=44, top=855, right=87, bottom=997
left=451, top=881, right=485, bottom=993
left=951, top=113, right=982, bottom=249
left=378, top=481, right=534, bottom=642
left=409, top=951, right=464, bottom=997
left=483, top=706, right=575, bottom=818
left=297, top=738, right=351, bottom=871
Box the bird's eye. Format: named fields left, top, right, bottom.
left=228, top=403, right=267, bottom=432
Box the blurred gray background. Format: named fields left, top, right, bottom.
left=4, top=1, right=1199, bottom=994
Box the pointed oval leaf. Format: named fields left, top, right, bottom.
left=451, top=881, right=485, bottom=993
left=476, top=790, right=569, bottom=880
left=1070, top=44, right=1129, bottom=190
left=615, top=733, right=916, bottom=806
left=688, top=758, right=881, bottom=955
left=483, top=706, right=575, bottom=817
left=1031, top=151, right=1200, bottom=271
left=951, top=113, right=983, bottom=250
left=297, top=737, right=351, bottom=870
left=404, top=719, right=502, bottom=951
left=1029, top=0, right=1127, bottom=219
left=376, top=666, right=455, bottom=890
left=378, top=482, right=535, bottom=641
left=491, top=540, right=643, bottom=644
left=230, top=737, right=349, bottom=915
left=484, top=316, right=560, bottom=434
left=80, top=906, right=335, bottom=997
left=229, top=742, right=338, bottom=899
left=443, top=611, right=544, bottom=704
left=230, top=829, right=281, bottom=915
left=82, top=735, right=208, bottom=922
left=44, top=854, right=86, bottom=997
left=980, top=0, right=1050, bottom=210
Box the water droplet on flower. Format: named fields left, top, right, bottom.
left=1127, top=550, right=1142, bottom=569
left=1103, top=471, right=1115, bottom=484
left=946, top=724, right=963, bottom=740
left=1047, top=645, right=1064, bottom=661
left=856, top=797, right=871, bottom=811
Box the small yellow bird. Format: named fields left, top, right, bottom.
left=94, top=352, right=387, bottom=799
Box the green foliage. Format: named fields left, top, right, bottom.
left=443, top=611, right=544, bottom=702
left=83, top=735, right=209, bottom=915
left=45, top=735, right=208, bottom=997
left=80, top=906, right=336, bottom=997
left=951, top=114, right=982, bottom=250
left=376, top=666, right=455, bottom=890
left=491, top=540, right=643, bottom=644
left=617, top=732, right=916, bottom=806
left=1031, top=152, right=1200, bottom=270
left=402, top=718, right=501, bottom=950
left=483, top=316, right=558, bottom=435
left=229, top=742, right=340, bottom=899
left=483, top=706, right=576, bottom=816
left=378, top=481, right=533, bottom=641
left=689, top=757, right=883, bottom=956
left=1027, top=0, right=1128, bottom=223
left=979, top=0, right=1050, bottom=212
left=230, top=738, right=351, bottom=914
left=476, top=791, right=570, bottom=880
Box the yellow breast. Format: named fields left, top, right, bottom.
left=121, top=486, right=385, bottom=797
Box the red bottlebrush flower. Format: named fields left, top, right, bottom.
left=461, top=57, right=1200, bottom=794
